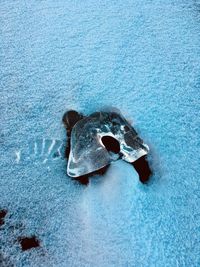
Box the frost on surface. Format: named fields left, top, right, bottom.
left=0, top=0, right=200, bottom=266
left=67, top=111, right=149, bottom=177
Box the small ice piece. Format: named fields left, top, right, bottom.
left=67, top=111, right=149, bottom=177
left=15, top=150, right=21, bottom=163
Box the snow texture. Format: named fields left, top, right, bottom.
left=0, top=0, right=200, bottom=266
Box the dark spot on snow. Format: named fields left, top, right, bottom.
left=131, top=156, right=152, bottom=183
left=0, top=209, right=8, bottom=226
left=74, top=176, right=89, bottom=185
left=62, top=110, right=84, bottom=133
left=18, top=236, right=40, bottom=251
left=0, top=209, right=7, bottom=219
left=101, top=136, right=120, bottom=154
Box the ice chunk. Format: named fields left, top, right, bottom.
left=67, top=111, right=149, bottom=177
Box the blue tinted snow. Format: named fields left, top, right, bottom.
left=0, top=0, right=200, bottom=266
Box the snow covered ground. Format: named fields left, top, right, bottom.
left=0, top=0, right=200, bottom=266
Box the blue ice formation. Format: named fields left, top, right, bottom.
left=67, top=111, right=149, bottom=177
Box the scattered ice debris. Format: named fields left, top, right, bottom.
left=15, top=150, right=21, bottom=163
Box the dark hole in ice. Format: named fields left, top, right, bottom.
left=0, top=209, right=7, bottom=226
left=101, top=136, right=120, bottom=154
left=18, top=236, right=40, bottom=251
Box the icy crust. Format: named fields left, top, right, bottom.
left=67, top=111, right=149, bottom=177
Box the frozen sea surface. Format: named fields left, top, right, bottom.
left=0, top=0, right=200, bottom=266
